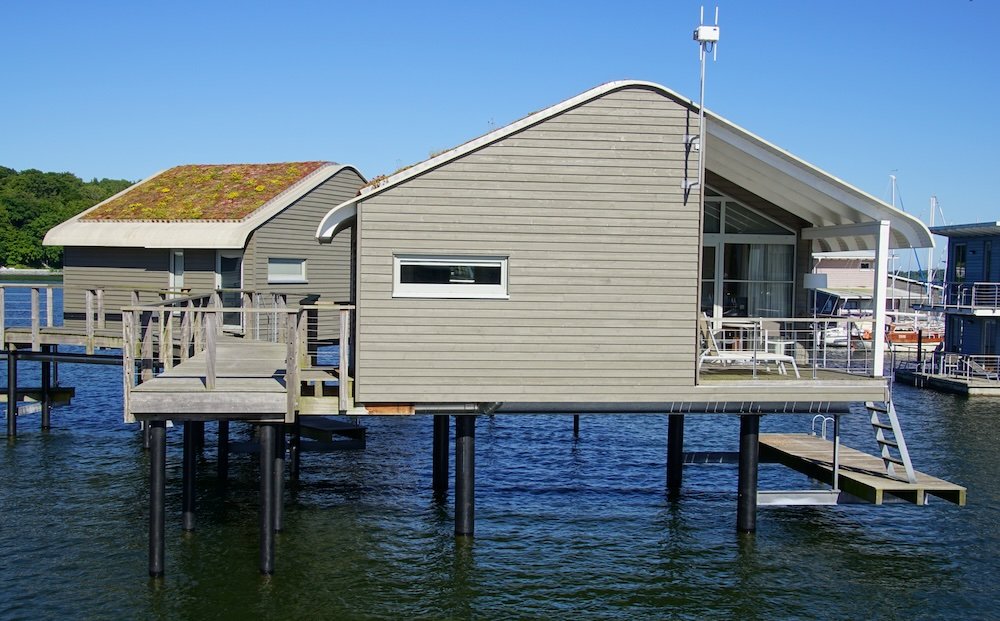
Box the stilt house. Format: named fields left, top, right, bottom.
left=925, top=221, right=1000, bottom=356
left=317, top=80, right=932, bottom=413
left=44, top=161, right=364, bottom=332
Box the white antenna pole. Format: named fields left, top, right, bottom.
left=693, top=6, right=720, bottom=231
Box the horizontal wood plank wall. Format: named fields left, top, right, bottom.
left=357, top=86, right=700, bottom=403
left=248, top=168, right=363, bottom=340
left=62, top=247, right=170, bottom=318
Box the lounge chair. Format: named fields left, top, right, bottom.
left=698, top=318, right=801, bottom=378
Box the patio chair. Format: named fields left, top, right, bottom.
left=698, top=317, right=801, bottom=378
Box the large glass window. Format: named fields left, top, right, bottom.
left=393, top=255, right=508, bottom=299
left=701, top=190, right=795, bottom=318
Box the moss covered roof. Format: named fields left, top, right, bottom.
left=82, top=161, right=329, bottom=221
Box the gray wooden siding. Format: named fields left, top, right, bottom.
left=247, top=168, right=361, bottom=302
left=62, top=247, right=217, bottom=320
left=247, top=168, right=362, bottom=340
left=62, top=247, right=170, bottom=317
left=356, top=86, right=702, bottom=403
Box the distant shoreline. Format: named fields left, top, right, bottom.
left=0, top=267, right=63, bottom=282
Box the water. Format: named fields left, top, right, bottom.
left=2, top=287, right=998, bottom=620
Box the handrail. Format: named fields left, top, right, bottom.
left=121, top=299, right=356, bottom=423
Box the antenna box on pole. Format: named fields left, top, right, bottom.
left=693, top=25, right=720, bottom=42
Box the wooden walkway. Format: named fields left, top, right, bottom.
left=759, top=433, right=967, bottom=506
left=130, top=340, right=290, bottom=418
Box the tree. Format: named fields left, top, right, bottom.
left=0, top=167, right=133, bottom=268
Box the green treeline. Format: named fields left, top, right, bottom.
left=0, top=166, right=133, bottom=268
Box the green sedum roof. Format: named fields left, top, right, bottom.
left=82, top=161, right=328, bottom=221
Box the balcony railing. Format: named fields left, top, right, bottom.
left=698, top=316, right=908, bottom=381
left=917, top=282, right=1000, bottom=311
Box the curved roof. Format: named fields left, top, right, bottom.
left=318, top=80, right=932, bottom=251
left=46, top=162, right=362, bottom=249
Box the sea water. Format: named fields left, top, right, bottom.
left=1, top=286, right=996, bottom=620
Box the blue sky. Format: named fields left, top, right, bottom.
left=2, top=1, right=997, bottom=258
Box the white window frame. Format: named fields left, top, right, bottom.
left=393, top=254, right=509, bottom=299
left=169, top=249, right=185, bottom=292
left=267, top=258, right=308, bottom=284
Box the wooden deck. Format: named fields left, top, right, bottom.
left=760, top=433, right=966, bottom=506
left=130, top=340, right=291, bottom=418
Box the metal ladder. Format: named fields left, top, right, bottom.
left=865, top=400, right=917, bottom=483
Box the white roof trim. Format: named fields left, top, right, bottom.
left=45, top=164, right=363, bottom=249
left=316, top=202, right=357, bottom=241
left=315, top=80, right=932, bottom=250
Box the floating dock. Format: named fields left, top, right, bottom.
left=759, top=433, right=967, bottom=506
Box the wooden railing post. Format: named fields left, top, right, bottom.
left=205, top=312, right=217, bottom=390
left=31, top=287, right=40, bottom=351
left=141, top=311, right=155, bottom=382
left=96, top=289, right=106, bottom=330
left=180, top=300, right=192, bottom=361
left=85, top=289, right=95, bottom=355
left=339, top=307, right=351, bottom=412
left=46, top=286, right=54, bottom=327
left=211, top=291, right=223, bottom=336
left=123, top=310, right=135, bottom=422
left=285, top=312, right=299, bottom=422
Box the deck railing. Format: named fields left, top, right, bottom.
left=122, top=291, right=354, bottom=422
left=907, top=352, right=1000, bottom=381
left=917, top=281, right=1000, bottom=311
left=699, top=316, right=906, bottom=380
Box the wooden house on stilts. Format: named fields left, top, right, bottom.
left=6, top=81, right=965, bottom=578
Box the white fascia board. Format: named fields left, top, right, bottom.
left=45, top=164, right=360, bottom=249
left=316, top=201, right=357, bottom=241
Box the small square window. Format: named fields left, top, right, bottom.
left=268, top=258, right=307, bottom=284
left=393, top=255, right=508, bottom=299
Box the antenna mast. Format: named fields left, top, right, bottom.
left=693, top=7, right=720, bottom=205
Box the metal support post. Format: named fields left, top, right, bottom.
left=259, top=423, right=276, bottom=574
left=832, top=414, right=841, bottom=492
left=149, top=420, right=167, bottom=577
left=455, top=415, right=476, bottom=537
left=41, top=345, right=51, bottom=430
left=573, top=414, right=580, bottom=437
left=667, top=414, right=685, bottom=493
left=289, top=417, right=301, bottom=479
left=217, top=420, right=229, bottom=482
left=432, top=415, right=449, bottom=495
left=737, top=415, right=760, bottom=533
left=6, top=348, right=16, bottom=439
left=182, top=421, right=197, bottom=531
left=274, top=424, right=285, bottom=533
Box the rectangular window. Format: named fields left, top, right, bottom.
left=393, top=255, right=508, bottom=299
left=953, top=244, right=967, bottom=282
left=267, top=258, right=307, bottom=284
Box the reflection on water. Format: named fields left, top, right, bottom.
left=1, top=287, right=997, bottom=619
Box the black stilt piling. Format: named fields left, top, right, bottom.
left=573, top=414, right=580, bottom=437
left=667, top=414, right=685, bottom=494
left=274, top=423, right=285, bottom=533
left=737, top=415, right=761, bottom=534
left=259, top=423, right=276, bottom=574
left=149, top=420, right=167, bottom=578
left=182, top=421, right=197, bottom=531
left=217, top=420, right=229, bottom=482
left=432, top=415, right=449, bottom=495
left=40, top=345, right=51, bottom=430
left=289, top=417, right=301, bottom=479
left=455, top=415, right=476, bottom=537
left=5, top=348, right=16, bottom=440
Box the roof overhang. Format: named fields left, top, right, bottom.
left=705, top=118, right=932, bottom=251
left=46, top=164, right=362, bottom=249
left=317, top=80, right=933, bottom=251
left=930, top=221, right=1000, bottom=238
